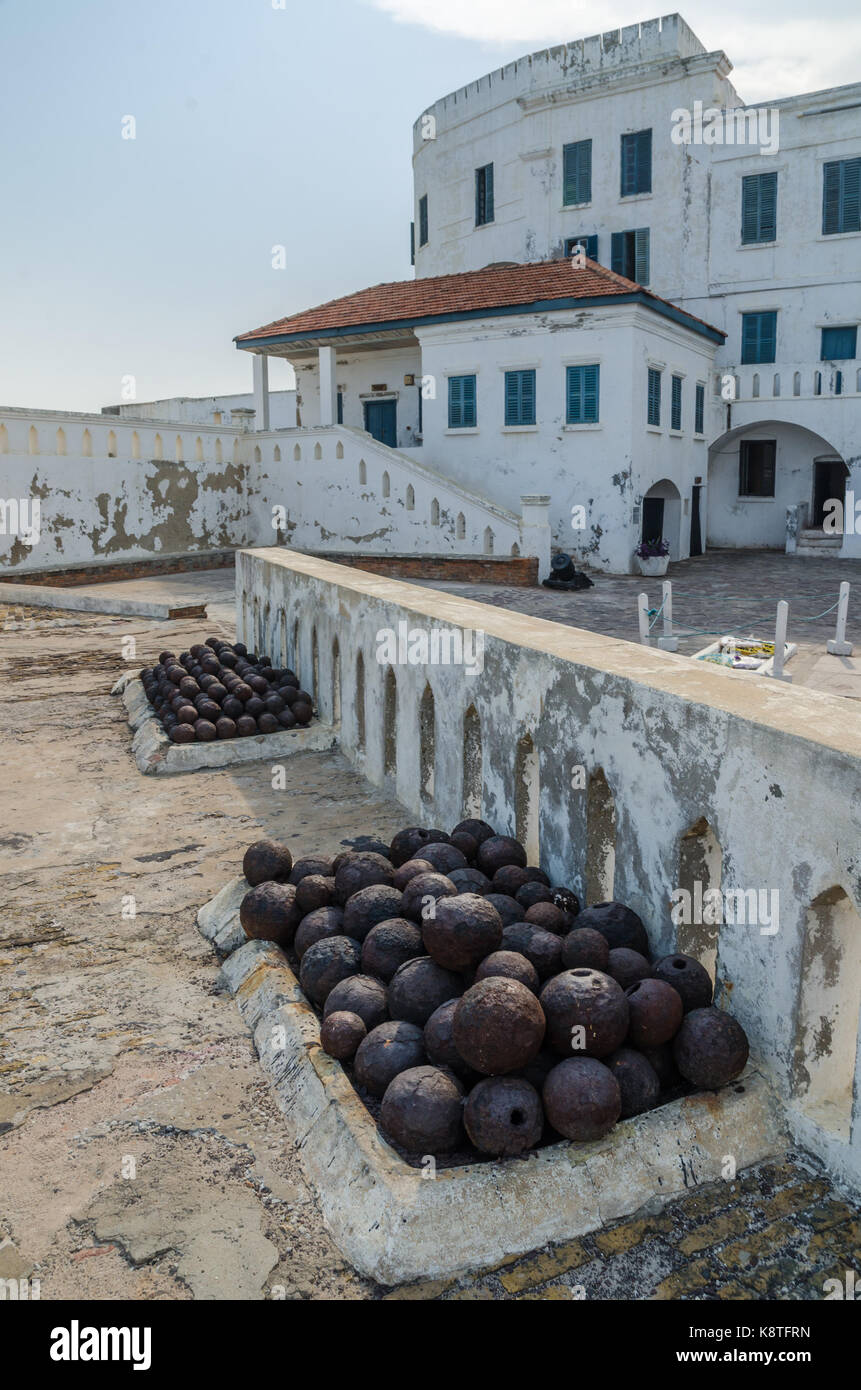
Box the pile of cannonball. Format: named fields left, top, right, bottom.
left=139, top=639, right=314, bottom=743
left=238, top=821, right=750, bottom=1160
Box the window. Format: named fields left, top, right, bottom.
left=739, top=440, right=776, bottom=497
left=448, top=375, right=477, bottom=429
left=742, top=172, right=777, bottom=244
left=504, top=370, right=536, bottom=427
left=475, top=164, right=494, bottom=226
left=419, top=195, right=429, bottom=247
left=647, top=368, right=661, bottom=427
left=566, top=364, right=600, bottom=424
left=821, top=326, right=857, bottom=360
left=336, top=391, right=343, bottom=425
left=822, top=158, right=861, bottom=236
left=563, top=139, right=592, bottom=206
left=695, top=382, right=705, bottom=435
left=565, top=235, right=598, bottom=261
left=671, top=375, right=683, bottom=431
left=741, top=311, right=777, bottom=364
left=621, top=129, right=652, bottom=196
left=611, top=228, right=649, bottom=283
left=410, top=222, right=415, bottom=266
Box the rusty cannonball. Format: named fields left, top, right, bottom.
left=223, top=697, right=244, bottom=720
left=607, top=947, right=652, bottom=992
left=625, top=978, right=684, bottom=1049
left=606, top=1047, right=660, bottom=1118
left=292, top=702, right=313, bottom=726
left=525, top=902, right=568, bottom=935
left=246, top=697, right=265, bottom=718
left=552, top=886, right=581, bottom=918
left=451, top=818, right=496, bottom=845
left=652, top=953, right=714, bottom=1013
left=673, top=1007, right=749, bottom=1089
left=294, top=905, right=345, bottom=959
left=243, top=838, right=293, bottom=886
left=392, top=858, right=435, bottom=890
left=491, top=864, right=531, bottom=897
left=354, top=1020, right=426, bottom=1097
left=334, top=852, right=394, bottom=905
left=289, top=855, right=336, bottom=885
left=361, top=917, right=424, bottom=981
left=389, top=826, right=450, bottom=867
left=195, top=719, right=217, bottom=741
left=422, top=893, right=503, bottom=972
left=475, top=950, right=540, bottom=994
left=423, top=999, right=472, bottom=1078
left=452, top=977, right=545, bottom=1075
left=387, top=956, right=462, bottom=1026
left=638, top=1042, right=681, bottom=1091
left=236, top=714, right=258, bottom=736
left=323, top=973, right=388, bottom=1031
left=418, top=841, right=468, bottom=876
left=576, top=901, right=650, bottom=957
left=516, top=882, right=554, bottom=910
left=542, top=1057, right=621, bottom=1141
left=342, top=883, right=404, bottom=942
left=476, top=835, right=528, bottom=877
left=540, top=968, right=629, bottom=1058
left=320, top=1010, right=366, bottom=1061
left=449, top=831, right=478, bottom=862
left=561, top=927, right=610, bottom=972
left=347, top=838, right=392, bottom=860
left=464, top=1076, right=543, bottom=1156
left=449, top=867, right=492, bottom=895
left=257, top=712, right=280, bottom=734
left=277, top=708, right=297, bottom=730
left=514, top=926, right=563, bottom=980
left=401, top=871, right=458, bottom=923
left=234, top=682, right=254, bottom=703
left=295, top=873, right=336, bottom=915
left=380, top=1065, right=465, bottom=1155
left=214, top=716, right=237, bottom=739
left=239, top=881, right=302, bottom=947
left=299, top=935, right=361, bottom=1006
left=169, top=722, right=195, bottom=744
left=486, top=893, right=526, bottom=927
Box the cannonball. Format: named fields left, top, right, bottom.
left=295, top=873, right=335, bottom=915
left=243, top=838, right=293, bottom=886
left=476, top=835, right=527, bottom=877
left=323, top=973, right=388, bottom=1031
left=448, top=867, right=491, bottom=895
left=380, top=1066, right=465, bottom=1154
left=343, top=884, right=404, bottom=942
left=207, top=682, right=227, bottom=703
left=491, top=864, right=531, bottom=897
left=334, top=852, right=394, bottom=904
left=543, top=1057, right=621, bottom=1140
left=216, top=717, right=237, bottom=740
left=607, top=947, right=652, bottom=992
left=264, top=693, right=285, bottom=714
left=289, top=855, right=336, bottom=885
left=672, top=1007, right=749, bottom=1089
left=516, top=882, right=554, bottom=910
left=195, top=719, right=217, bottom=741
left=392, top=858, right=435, bottom=890
left=652, top=953, right=714, bottom=1013
left=354, top=1020, right=426, bottom=1097
left=169, top=723, right=195, bottom=744
left=422, top=893, right=502, bottom=972
left=299, top=935, right=361, bottom=1006
left=234, top=682, right=254, bottom=703
left=233, top=642, right=248, bottom=657
left=389, top=826, right=450, bottom=868
left=198, top=700, right=221, bottom=724
left=638, top=1042, right=681, bottom=1091
left=248, top=675, right=268, bottom=694
left=362, top=918, right=424, bottom=981
left=257, top=712, right=280, bottom=734
left=451, top=818, right=496, bottom=845
left=423, top=999, right=471, bottom=1078
left=605, top=1047, right=660, bottom=1118
left=220, top=649, right=238, bottom=669
left=625, top=978, right=684, bottom=1049
left=179, top=676, right=199, bottom=699
left=348, top=839, right=392, bottom=860
left=294, top=905, right=345, bottom=959
left=561, top=928, right=610, bottom=972
left=387, top=957, right=462, bottom=1026
left=576, top=902, right=649, bottom=957
left=475, top=950, right=540, bottom=994
left=525, top=902, right=568, bottom=935
left=449, top=831, right=478, bottom=862
left=401, top=871, right=458, bottom=923
left=278, top=708, right=297, bottom=729
left=236, top=715, right=258, bottom=737
left=417, top=841, right=468, bottom=876
left=452, top=977, right=545, bottom=1076
left=552, top=886, right=581, bottom=918
left=320, top=1011, right=366, bottom=1061
left=540, top=968, right=629, bottom=1057
left=517, top=1047, right=558, bottom=1091
left=246, top=696, right=266, bottom=718
left=239, top=881, right=302, bottom=947
left=518, top=927, right=563, bottom=980
left=464, top=1076, right=543, bottom=1156
left=486, top=894, right=526, bottom=927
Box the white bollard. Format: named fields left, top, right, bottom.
left=767, top=600, right=793, bottom=683
left=827, top=582, right=853, bottom=656
left=638, top=592, right=651, bottom=646
left=657, top=579, right=679, bottom=651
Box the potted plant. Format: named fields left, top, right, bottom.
left=634, top=537, right=670, bottom=576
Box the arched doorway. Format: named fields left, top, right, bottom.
left=641, top=479, right=682, bottom=559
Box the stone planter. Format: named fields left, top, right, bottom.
left=636, top=554, right=670, bottom=577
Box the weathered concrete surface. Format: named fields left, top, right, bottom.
left=0, top=580, right=205, bottom=621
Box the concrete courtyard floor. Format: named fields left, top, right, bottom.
left=0, top=600, right=858, bottom=1301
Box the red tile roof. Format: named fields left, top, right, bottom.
left=235, top=258, right=724, bottom=345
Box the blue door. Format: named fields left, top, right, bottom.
left=364, top=399, right=397, bottom=448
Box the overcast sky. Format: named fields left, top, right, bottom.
left=1, top=0, right=858, bottom=412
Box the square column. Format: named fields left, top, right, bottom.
left=252, top=354, right=270, bottom=432
left=318, top=346, right=338, bottom=427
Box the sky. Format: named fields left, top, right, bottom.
left=1, top=0, right=858, bottom=412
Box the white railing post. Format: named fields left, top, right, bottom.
left=767, top=600, right=792, bottom=682
left=657, top=579, right=678, bottom=651
left=827, top=582, right=853, bottom=656
left=638, top=592, right=651, bottom=646
left=518, top=495, right=551, bottom=581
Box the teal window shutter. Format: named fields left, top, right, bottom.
left=566, top=235, right=598, bottom=260
left=448, top=375, right=477, bottom=428
left=611, top=229, right=649, bottom=281
left=336, top=391, right=343, bottom=425
left=742, top=172, right=777, bottom=243
left=418, top=195, right=429, bottom=247
left=671, top=376, right=683, bottom=431
left=563, top=140, right=592, bottom=205
left=621, top=129, right=652, bottom=196
left=821, top=326, right=857, bottom=360
left=741, top=312, right=777, bottom=364
left=634, top=228, right=650, bottom=284
left=611, top=232, right=624, bottom=274
left=647, top=368, right=661, bottom=426
left=566, top=364, right=600, bottom=424
left=505, top=370, right=536, bottom=426
left=695, top=382, right=705, bottom=434
left=823, top=158, right=861, bottom=235
left=475, top=164, right=495, bottom=225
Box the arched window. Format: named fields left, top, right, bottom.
left=430, top=498, right=440, bottom=526
left=131, top=431, right=141, bottom=460
left=56, top=427, right=67, bottom=456
left=382, top=471, right=390, bottom=498
left=359, top=458, right=367, bottom=485
left=406, top=484, right=415, bottom=511
left=456, top=512, right=465, bottom=540
left=586, top=769, right=616, bottom=903
left=107, top=430, right=117, bottom=457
